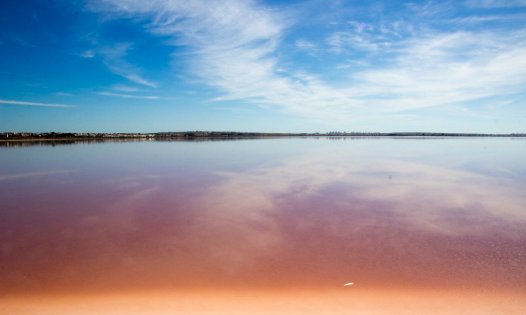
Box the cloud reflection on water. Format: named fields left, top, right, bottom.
left=1, top=140, right=525, bottom=293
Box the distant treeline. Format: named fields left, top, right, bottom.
left=1, top=131, right=526, bottom=141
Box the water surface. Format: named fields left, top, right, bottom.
left=1, top=138, right=525, bottom=314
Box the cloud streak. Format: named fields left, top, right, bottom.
left=0, top=99, right=75, bottom=108
left=464, top=0, right=526, bottom=8
left=99, top=43, right=158, bottom=88
left=96, top=91, right=160, bottom=99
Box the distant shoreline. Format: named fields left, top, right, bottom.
left=1, top=131, right=526, bottom=141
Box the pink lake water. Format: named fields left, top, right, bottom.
left=1, top=138, right=526, bottom=314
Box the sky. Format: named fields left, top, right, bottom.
left=1, top=0, right=526, bottom=133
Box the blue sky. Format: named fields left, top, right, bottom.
left=1, top=0, right=526, bottom=133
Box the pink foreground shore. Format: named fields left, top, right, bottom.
left=2, top=288, right=525, bottom=315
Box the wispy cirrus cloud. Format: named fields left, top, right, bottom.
left=295, top=39, right=316, bottom=51
left=339, top=29, right=526, bottom=111
left=80, top=49, right=95, bottom=58
left=323, top=6, right=526, bottom=112
left=96, top=91, right=160, bottom=99
left=88, top=0, right=526, bottom=117
left=110, top=84, right=140, bottom=92
left=54, top=92, right=73, bottom=96
left=89, top=0, right=356, bottom=117
left=446, top=13, right=526, bottom=25
left=464, top=0, right=526, bottom=8
left=0, top=99, right=75, bottom=108
left=99, top=43, right=158, bottom=88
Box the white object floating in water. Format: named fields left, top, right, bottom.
left=343, top=282, right=354, bottom=286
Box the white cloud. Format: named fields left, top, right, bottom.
left=0, top=99, right=75, bottom=108
left=346, top=30, right=526, bottom=111
left=327, top=31, right=386, bottom=54
left=111, top=84, right=140, bottom=92
left=99, top=43, right=158, bottom=88
left=88, top=0, right=526, bottom=118
left=96, top=91, right=160, bottom=99
left=89, top=0, right=357, bottom=118
left=447, top=13, right=526, bottom=25
left=295, top=39, right=316, bottom=51
left=54, top=92, right=74, bottom=96
left=465, top=0, right=526, bottom=8
left=80, top=50, right=95, bottom=58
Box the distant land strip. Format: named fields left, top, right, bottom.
left=1, top=131, right=526, bottom=141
